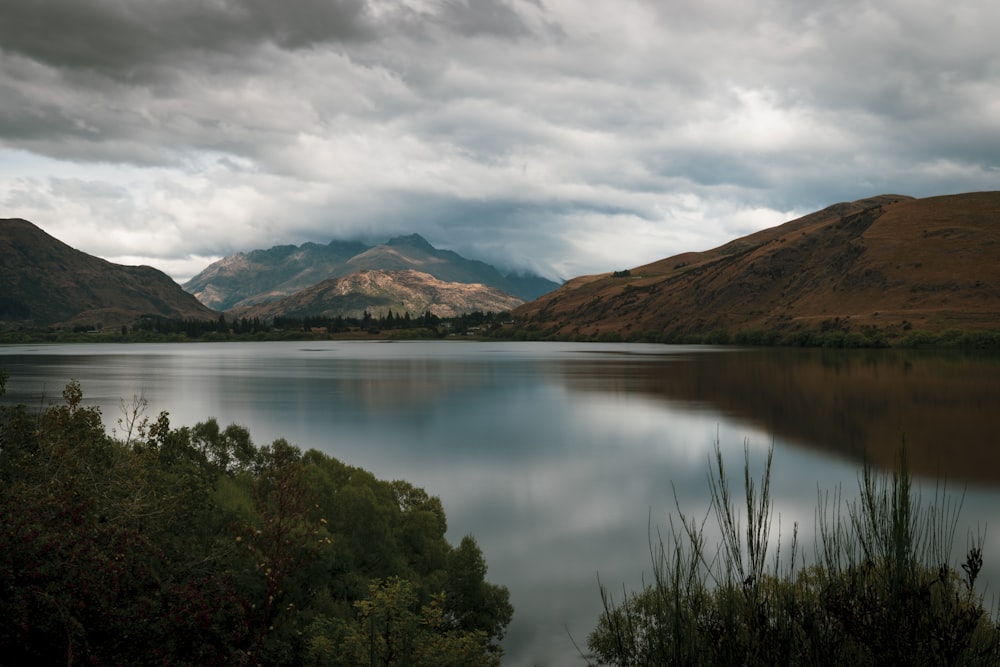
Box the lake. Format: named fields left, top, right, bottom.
left=2, top=341, right=999, bottom=666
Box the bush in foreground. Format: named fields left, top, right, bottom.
left=588, top=446, right=1000, bottom=666
left=0, top=374, right=511, bottom=665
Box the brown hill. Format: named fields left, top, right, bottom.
left=230, top=269, right=524, bottom=321
left=0, top=218, right=218, bottom=329
left=515, top=192, right=1000, bottom=340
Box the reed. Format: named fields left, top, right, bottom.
left=588, top=444, right=1000, bottom=666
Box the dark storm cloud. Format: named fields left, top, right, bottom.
left=0, top=0, right=383, bottom=165
left=0, top=0, right=374, bottom=75
left=1, top=0, right=998, bottom=282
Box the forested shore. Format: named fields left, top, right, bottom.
left=0, top=372, right=511, bottom=665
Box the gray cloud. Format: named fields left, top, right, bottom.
left=1, top=0, right=998, bottom=282
left=437, top=0, right=537, bottom=38
left=0, top=0, right=374, bottom=74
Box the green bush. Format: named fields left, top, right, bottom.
left=705, top=329, right=732, bottom=345
left=0, top=379, right=512, bottom=665
left=588, top=445, right=1000, bottom=666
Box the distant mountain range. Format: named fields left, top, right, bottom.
left=183, top=234, right=560, bottom=311
left=515, top=192, right=1000, bottom=339
left=0, top=224, right=555, bottom=330
left=229, top=269, right=525, bottom=321
left=0, top=218, right=216, bottom=329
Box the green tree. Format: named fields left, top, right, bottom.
left=391, top=480, right=450, bottom=581
left=444, top=535, right=514, bottom=654
left=243, top=439, right=323, bottom=664
left=0, top=381, right=254, bottom=665
left=328, top=577, right=499, bottom=667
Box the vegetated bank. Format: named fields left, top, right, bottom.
left=489, top=322, right=1000, bottom=349
left=0, top=310, right=507, bottom=344
left=0, top=373, right=512, bottom=666
left=587, top=446, right=1000, bottom=666
left=3, top=309, right=999, bottom=349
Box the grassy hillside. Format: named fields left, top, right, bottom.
left=515, top=193, right=1000, bottom=343
left=1, top=218, right=217, bottom=329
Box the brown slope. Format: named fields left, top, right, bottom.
left=515, top=192, right=1000, bottom=338
left=229, top=269, right=524, bottom=321
left=1, top=218, right=218, bottom=329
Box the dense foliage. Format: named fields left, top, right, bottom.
left=0, top=372, right=512, bottom=665
left=495, top=324, right=1000, bottom=349
left=4, top=307, right=999, bottom=349
left=587, top=446, right=1000, bottom=666
left=0, top=310, right=512, bottom=343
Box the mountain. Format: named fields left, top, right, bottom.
left=514, top=192, right=1000, bottom=340
left=229, top=269, right=525, bottom=321
left=184, top=234, right=560, bottom=310
left=183, top=239, right=370, bottom=311
left=0, top=218, right=218, bottom=329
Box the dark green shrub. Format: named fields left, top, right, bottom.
left=782, top=330, right=818, bottom=347
left=842, top=331, right=868, bottom=348
left=705, top=329, right=732, bottom=345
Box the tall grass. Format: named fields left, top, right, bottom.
left=588, top=444, right=1000, bottom=666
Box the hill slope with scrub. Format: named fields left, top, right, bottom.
left=0, top=218, right=217, bottom=330
left=515, top=192, right=1000, bottom=343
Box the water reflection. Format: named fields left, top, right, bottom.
left=559, top=348, right=1000, bottom=486
left=1, top=342, right=998, bottom=667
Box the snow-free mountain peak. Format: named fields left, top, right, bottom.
left=184, top=234, right=560, bottom=311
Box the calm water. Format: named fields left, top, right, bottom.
left=2, top=341, right=999, bottom=666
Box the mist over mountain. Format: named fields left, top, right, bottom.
left=184, top=234, right=560, bottom=311
left=514, top=192, right=1000, bottom=341
left=1, top=218, right=217, bottom=330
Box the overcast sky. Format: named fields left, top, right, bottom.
left=2, top=0, right=998, bottom=283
